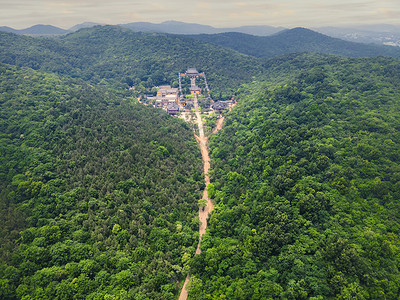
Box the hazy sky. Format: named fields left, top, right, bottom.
left=2, top=0, right=400, bottom=29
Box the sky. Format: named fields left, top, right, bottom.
left=1, top=0, right=400, bottom=29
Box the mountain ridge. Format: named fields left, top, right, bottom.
left=1, top=18, right=400, bottom=299
left=2, top=21, right=399, bottom=46
left=120, top=20, right=285, bottom=36
left=0, top=25, right=266, bottom=98
left=187, top=27, right=400, bottom=58
left=1, top=25, right=400, bottom=99
left=0, top=21, right=285, bottom=36
left=0, top=24, right=69, bottom=35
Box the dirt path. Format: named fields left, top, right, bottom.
left=179, top=94, right=216, bottom=300
left=193, top=94, right=214, bottom=246
left=212, top=116, right=225, bottom=135
left=179, top=275, right=190, bottom=300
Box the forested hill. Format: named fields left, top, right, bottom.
left=0, top=63, right=204, bottom=299
left=187, top=27, right=400, bottom=59
left=2, top=21, right=400, bottom=300
left=0, top=25, right=264, bottom=97
left=189, top=56, right=400, bottom=298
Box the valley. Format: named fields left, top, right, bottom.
left=1, top=24, right=400, bottom=299
left=179, top=93, right=216, bottom=300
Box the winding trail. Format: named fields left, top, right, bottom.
left=179, top=95, right=222, bottom=300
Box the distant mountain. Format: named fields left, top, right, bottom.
left=0, top=26, right=17, bottom=33
left=0, top=21, right=283, bottom=36
left=222, top=25, right=285, bottom=36
left=187, top=27, right=400, bottom=58
left=0, top=24, right=68, bottom=35
left=19, top=24, right=69, bottom=35
left=2, top=21, right=399, bottom=42
left=120, top=20, right=284, bottom=36
left=68, top=22, right=103, bottom=32
left=121, top=21, right=218, bottom=34
left=0, top=23, right=102, bottom=36
left=316, top=25, right=400, bottom=47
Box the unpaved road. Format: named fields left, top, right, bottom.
left=179, top=95, right=218, bottom=299
left=193, top=94, right=214, bottom=249
left=179, top=275, right=190, bottom=300
left=212, top=116, right=225, bottom=135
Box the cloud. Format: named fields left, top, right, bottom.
left=244, top=11, right=264, bottom=17
left=235, top=2, right=281, bottom=9
left=313, top=1, right=376, bottom=11
left=196, top=2, right=211, bottom=9
left=377, top=7, right=400, bottom=18
left=1, top=0, right=400, bottom=29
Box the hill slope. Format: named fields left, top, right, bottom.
left=121, top=21, right=284, bottom=36
left=0, top=26, right=18, bottom=33
left=0, top=63, right=203, bottom=299
left=0, top=25, right=265, bottom=98
left=188, top=27, right=400, bottom=58
left=0, top=24, right=68, bottom=35
left=0, top=21, right=284, bottom=36
left=189, top=56, right=400, bottom=298
left=20, top=24, right=69, bottom=35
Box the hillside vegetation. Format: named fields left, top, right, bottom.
left=188, top=28, right=400, bottom=59
left=189, top=56, right=400, bottom=299
left=2, top=23, right=400, bottom=300
left=0, top=63, right=203, bottom=299
left=0, top=26, right=265, bottom=99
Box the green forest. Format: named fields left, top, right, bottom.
left=189, top=56, right=400, bottom=299
left=188, top=28, right=400, bottom=59
left=1, top=25, right=400, bottom=299
left=0, top=63, right=203, bottom=299
left=0, top=26, right=265, bottom=100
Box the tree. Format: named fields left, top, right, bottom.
left=198, top=199, right=208, bottom=211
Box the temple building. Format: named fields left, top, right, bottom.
left=190, top=86, right=201, bottom=94
left=167, top=102, right=180, bottom=115
left=212, top=101, right=227, bottom=112
left=185, top=68, right=200, bottom=77
left=156, top=85, right=179, bottom=106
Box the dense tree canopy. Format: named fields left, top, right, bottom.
left=190, top=56, right=400, bottom=299
left=187, top=28, right=400, bottom=59
left=0, top=26, right=265, bottom=99
left=2, top=25, right=400, bottom=300
left=0, top=63, right=203, bottom=299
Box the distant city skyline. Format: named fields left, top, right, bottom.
left=1, top=0, right=400, bottom=29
